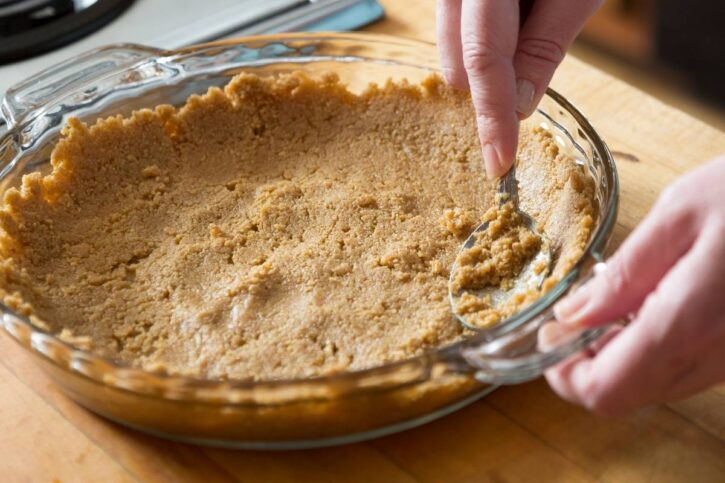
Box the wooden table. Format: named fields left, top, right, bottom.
left=2, top=1, right=724, bottom=481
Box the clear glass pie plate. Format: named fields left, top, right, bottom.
left=0, top=33, right=618, bottom=449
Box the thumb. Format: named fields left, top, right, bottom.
left=554, top=196, right=697, bottom=328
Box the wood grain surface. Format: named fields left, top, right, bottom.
left=1, top=1, right=724, bottom=481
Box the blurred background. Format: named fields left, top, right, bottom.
left=572, top=0, right=725, bottom=131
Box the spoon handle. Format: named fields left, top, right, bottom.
left=498, top=164, right=520, bottom=205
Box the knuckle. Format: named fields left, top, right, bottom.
left=657, top=183, right=680, bottom=208
left=516, top=37, right=566, bottom=68
left=440, top=65, right=463, bottom=86
left=654, top=183, right=700, bottom=239
left=440, top=64, right=455, bottom=79
left=461, top=44, right=506, bottom=76
left=579, top=380, right=622, bottom=416
left=601, top=261, right=631, bottom=296
left=586, top=397, right=621, bottom=417
left=475, top=101, right=513, bottom=122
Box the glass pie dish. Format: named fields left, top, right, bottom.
left=0, top=33, right=618, bottom=449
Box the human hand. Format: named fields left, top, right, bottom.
left=436, top=0, right=603, bottom=178
left=542, top=156, right=725, bottom=416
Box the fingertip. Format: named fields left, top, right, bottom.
left=567, top=357, right=626, bottom=417
left=553, top=286, right=591, bottom=325
left=544, top=352, right=589, bottom=406
left=561, top=357, right=598, bottom=405
left=476, top=117, right=518, bottom=179
left=554, top=268, right=621, bottom=329
left=543, top=368, right=567, bottom=399
left=537, top=320, right=585, bottom=352
left=496, top=122, right=519, bottom=176
left=572, top=381, right=617, bottom=417
left=441, top=67, right=470, bottom=90
left=498, top=152, right=515, bottom=176
left=482, top=143, right=505, bottom=179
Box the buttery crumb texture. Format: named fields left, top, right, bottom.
left=450, top=202, right=544, bottom=328
left=0, top=72, right=595, bottom=380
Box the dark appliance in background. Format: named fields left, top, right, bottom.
left=0, top=0, right=134, bottom=63
left=579, top=0, right=725, bottom=107
left=655, top=0, right=725, bottom=108
left=0, top=0, right=384, bottom=94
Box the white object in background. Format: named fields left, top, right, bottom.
left=0, top=0, right=307, bottom=94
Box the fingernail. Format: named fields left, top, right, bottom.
left=538, top=321, right=567, bottom=351
left=516, top=79, right=536, bottom=117
left=483, top=143, right=503, bottom=180
left=554, top=284, right=592, bottom=325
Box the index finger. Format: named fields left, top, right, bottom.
left=546, top=225, right=721, bottom=416
left=460, top=0, right=520, bottom=178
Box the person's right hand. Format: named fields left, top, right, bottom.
left=436, top=0, right=603, bottom=178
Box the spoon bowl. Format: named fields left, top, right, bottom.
left=449, top=166, right=553, bottom=331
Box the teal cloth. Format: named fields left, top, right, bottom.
left=302, top=0, right=384, bottom=32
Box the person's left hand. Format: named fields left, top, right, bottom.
left=541, top=156, right=725, bottom=416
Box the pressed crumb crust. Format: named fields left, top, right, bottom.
left=0, top=72, right=595, bottom=380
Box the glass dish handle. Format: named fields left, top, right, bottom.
left=459, top=259, right=623, bottom=384
left=1, top=44, right=163, bottom=129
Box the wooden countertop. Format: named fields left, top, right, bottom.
left=1, top=1, right=723, bottom=481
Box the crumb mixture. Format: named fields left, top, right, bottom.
left=450, top=201, right=544, bottom=328
left=0, top=72, right=595, bottom=380
left=450, top=202, right=542, bottom=294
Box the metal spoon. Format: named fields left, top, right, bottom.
left=449, top=165, right=553, bottom=330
